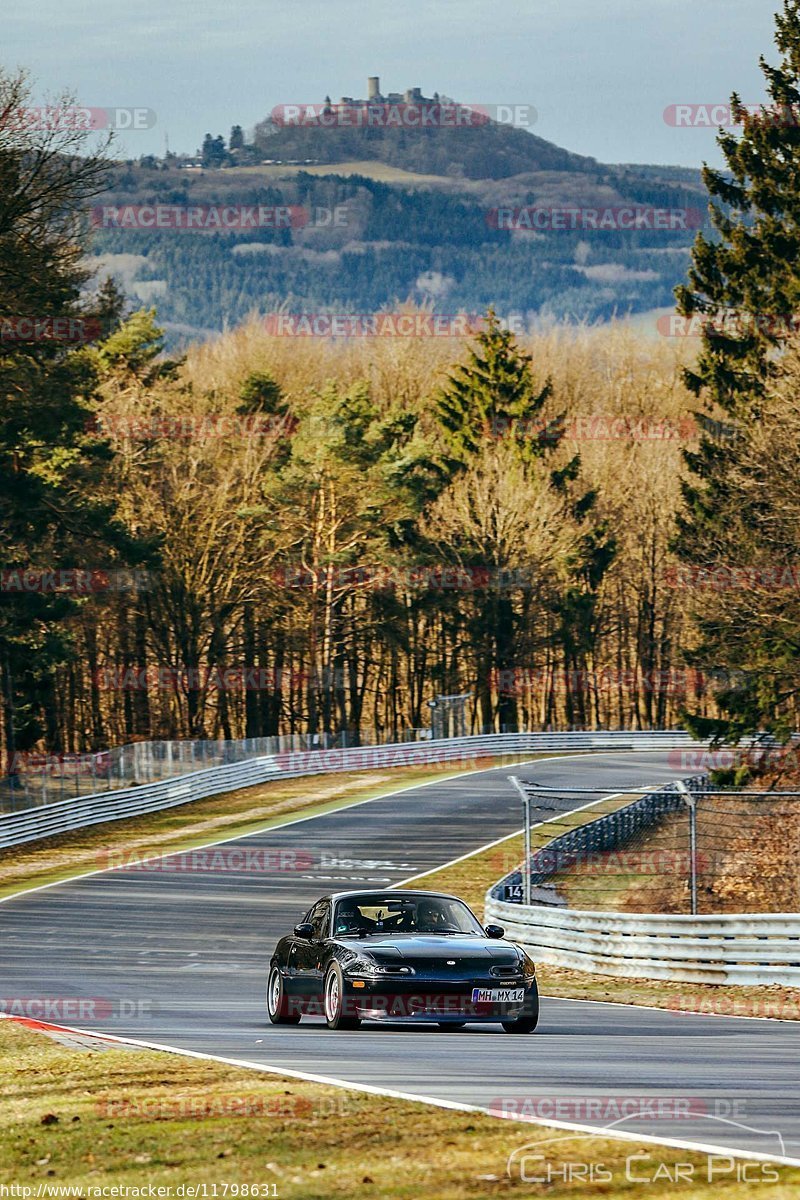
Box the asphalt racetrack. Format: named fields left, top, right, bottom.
left=2, top=752, right=798, bottom=1161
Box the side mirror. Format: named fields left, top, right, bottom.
left=294, top=922, right=314, bottom=939
left=485, top=924, right=505, bottom=939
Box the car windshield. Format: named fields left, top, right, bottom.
left=332, top=894, right=484, bottom=936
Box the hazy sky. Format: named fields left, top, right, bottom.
left=4, top=0, right=780, bottom=168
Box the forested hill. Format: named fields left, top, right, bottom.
left=92, top=119, right=707, bottom=346
left=250, top=109, right=598, bottom=179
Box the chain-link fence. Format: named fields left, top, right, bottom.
left=0, top=728, right=432, bottom=813
left=502, top=777, right=800, bottom=915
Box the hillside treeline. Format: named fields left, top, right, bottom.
left=2, top=299, right=753, bottom=756
left=92, top=165, right=703, bottom=342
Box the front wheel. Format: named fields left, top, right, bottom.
left=324, top=964, right=361, bottom=1030
left=267, top=966, right=301, bottom=1025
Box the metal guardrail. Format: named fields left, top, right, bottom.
left=0, top=729, right=703, bottom=850
left=0, top=757, right=286, bottom=849
left=0, top=729, right=436, bottom=812
left=486, top=777, right=800, bottom=986
left=485, top=897, right=800, bottom=986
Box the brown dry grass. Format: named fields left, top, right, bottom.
left=3, top=1019, right=799, bottom=1196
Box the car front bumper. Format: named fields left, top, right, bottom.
left=341, top=976, right=537, bottom=1021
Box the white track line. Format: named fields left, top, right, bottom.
left=2, top=756, right=796, bottom=1162
left=8, top=756, right=783, bottom=1026
left=395, top=787, right=637, bottom=885
left=2, top=1014, right=796, bottom=1167
left=0, top=750, right=623, bottom=905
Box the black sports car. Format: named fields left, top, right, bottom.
left=267, top=889, right=539, bottom=1032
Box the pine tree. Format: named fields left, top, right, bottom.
left=676, top=0, right=800, bottom=415
left=674, top=2, right=800, bottom=741
left=201, top=134, right=227, bottom=168
left=0, top=69, right=149, bottom=768
left=430, top=312, right=614, bottom=731
left=434, top=309, right=559, bottom=467
left=96, top=308, right=178, bottom=383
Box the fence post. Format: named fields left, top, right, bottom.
left=509, top=776, right=531, bottom=906
left=675, top=780, right=697, bottom=915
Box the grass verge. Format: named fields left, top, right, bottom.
left=1, top=1020, right=797, bottom=1198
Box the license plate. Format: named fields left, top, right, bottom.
left=471, top=987, right=525, bottom=1004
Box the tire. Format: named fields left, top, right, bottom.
left=267, top=965, right=301, bottom=1025
left=438, top=1022, right=467, bottom=1030
left=502, top=983, right=539, bottom=1034
left=324, top=963, right=361, bottom=1030
left=502, top=1016, right=538, bottom=1033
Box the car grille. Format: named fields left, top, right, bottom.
left=382, top=958, right=521, bottom=984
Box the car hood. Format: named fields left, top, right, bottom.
left=336, top=935, right=520, bottom=962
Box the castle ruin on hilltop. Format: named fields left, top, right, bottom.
left=335, top=77, right=445, bottom=107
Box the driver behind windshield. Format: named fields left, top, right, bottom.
left=415, top=899, right=448, bottom=931
left=334, top=896, right=472, bottom=935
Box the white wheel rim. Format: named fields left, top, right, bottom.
left=326, top=973, right=339, bottom=1020
left=269, top=970, right=280, bottom=1014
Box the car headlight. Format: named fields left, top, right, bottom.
left=346, top=957, right=380, bottom=975
left=344, top=957, right=415, bottom=976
